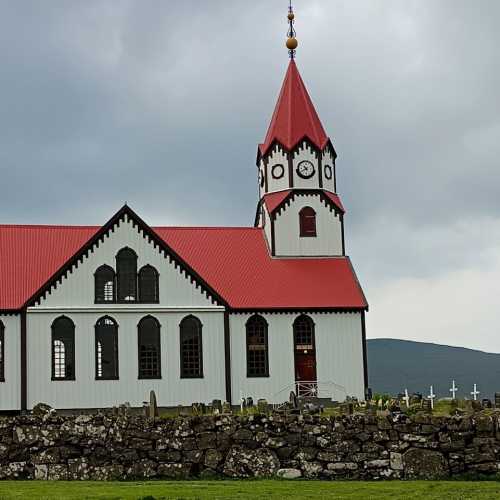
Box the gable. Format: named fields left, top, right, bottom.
left=35, top=216, right=215, bottom=309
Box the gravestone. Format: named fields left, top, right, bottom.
left=222, top=401, right=232, bottom=415
left=482, top=399, right=492, bottom=409
left=421, top=399, right=432, bottom=413
left=289, top=391, right=298, bottom=409
left=211, top=399, right=222, bottom=414
left=495, top=393, right=500, bottom=408
left=192, top=402, right=206, bottom=416
left=257, top=399, right=269, bottom=414
left=149, top=390, right=159, bottom=418
left=246, top=397, right=254, bottom=408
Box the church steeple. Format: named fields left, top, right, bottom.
left=255, top=4, right=344, bottom=258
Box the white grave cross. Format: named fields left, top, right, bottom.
left=449, top=380, right=458, bottom=400
left=403, top=388, right=410, bottom=408
left=471, top=384, right=480, bottom=401
left=428, top=385, right=436, bottom=409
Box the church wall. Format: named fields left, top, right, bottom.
left=0, top=315, right=21, bottom=411
left=26, top=310, right=226, bottom=409
left=321, top=149, right=336, bottom=193
left=260, top=146, right=289, bottom=195
left=291, top=142, right=321, bottom=189
left=274, top=195, right=343, bottom=256
left=229, top=312, right=364, bottom=404
left=36, top=217, right=215, bottom=309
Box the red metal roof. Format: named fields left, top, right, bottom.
left=0, top=222, right=367, bottom=311
left=262, top=190, right=292, bottom=214
left=259, top=60, right=330, bottom=156
left=324, top=192, right=345, bottom=214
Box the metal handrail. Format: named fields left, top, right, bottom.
left=273, top=380, right=348, bottom=402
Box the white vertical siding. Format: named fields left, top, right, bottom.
left=321, top=149, right=336, bottom=194
left=38, top=217, right=215, bottom=309
left=230, top=312, right=364, bottom=404
left=26, top=311, right=226, bottom=409
left=261, top=147, right=290, bottom=195
left=274, top=195, right=343, bottom=256
left=0, top=314, right=21, bottom=411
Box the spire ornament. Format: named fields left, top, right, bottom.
left=286, top=1, right=298, bottom=59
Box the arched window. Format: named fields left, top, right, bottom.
left=95, top=265, right=115, bottom=303
left=293, top=315, right=315, bottom=351
left=116, top=248, right=137, bottom=302
left=51, top=316, right=75, bottom=380
left=95, top=316, right=119, bottom=380
left=138, top=265, right=159, bottom=303
left=299, top=207, right=317, bottom=237
left=246, top=315, right=269, bottom=377
left=138, top=316, right=161, bottom=379
left=0, top=321, right=4, bottom=382
left=180, top=315, right=203, bottom=378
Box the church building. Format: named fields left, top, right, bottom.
left=0, top=7, right=368, bottom=411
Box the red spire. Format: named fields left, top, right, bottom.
left=259, top=60, right=329, bottom=156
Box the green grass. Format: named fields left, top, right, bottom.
left=0, top=480, right=500, bottom=500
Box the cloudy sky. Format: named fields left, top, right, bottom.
left=1, top=1, right=499, bottom=352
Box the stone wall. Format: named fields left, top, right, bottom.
left=1, top=410, right=500, bottom=480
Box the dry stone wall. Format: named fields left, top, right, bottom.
left=1, top=410, right=500, bottom=480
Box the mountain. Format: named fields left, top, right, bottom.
left=367, top=338, right=500, bottom=400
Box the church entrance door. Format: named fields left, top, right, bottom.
left=293, top=315, right=317, bottom=397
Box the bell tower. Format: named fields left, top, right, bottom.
left=256, top=4, right=345, bottom=258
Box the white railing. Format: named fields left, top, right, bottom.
left=273, top=380, right=348, bottom=404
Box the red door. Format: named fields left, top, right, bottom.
left=295, top=353, right=317, bottom=382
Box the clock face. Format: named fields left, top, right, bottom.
left=272, top=163, right=285, bottom=179
left=296, top=160, right=315, bottom=179
left=324, top=165, right=332, bottom=180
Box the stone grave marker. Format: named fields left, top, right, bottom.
left=257, top=398, right=269, bottom=414
left=495, top=393, right=500, bottom=408
left=211, top=399, right=222, bottom=414
left=482, top=399, right=492, bottom=409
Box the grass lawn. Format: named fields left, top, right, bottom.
left=0, top=480, right=499, bottom=500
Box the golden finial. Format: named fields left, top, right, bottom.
left=286, top=1, right=298, bottom=58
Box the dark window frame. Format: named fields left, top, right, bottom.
left=138, top=315, right=162, bottom=379
left=138, top=265, right=160, bottom=304
left=94, top=264, right=116, bottom=304
left=95, top=316, right=119, bottom=380
left=51, top=316, right=76, bottom=381
left=246, top=314, right=269, bottom=378
left=116, top=247, right=138, bottom=303
left=299, top=206, right=317, bottom=237
left=0, top=321, right=4, bottom=382
left=179, top=315, right=203, bottom=379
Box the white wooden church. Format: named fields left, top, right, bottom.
left=0, top=15, right=368, bottom=412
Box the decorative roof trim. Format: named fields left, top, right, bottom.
left=24, top=205, right=229, bottom=311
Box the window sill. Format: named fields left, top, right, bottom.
left=299, top=234, right=317, bottom=238
left=138, top=376, right=162, bottom=380
left=95, top=377, right=119, bottom=381
left=51, top=377, right=76, bottom=381
left=180, top=375, right=204, bottom=379
left=246, top=374, right=270, bottom=378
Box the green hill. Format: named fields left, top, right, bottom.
left=367, top=338, right=500, bottom=399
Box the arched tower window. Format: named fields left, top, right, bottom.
left=116, top=248, right=137, bottom=302
left=138, top=316, right=161, bottom=379
left=299, top=207, right=317, bottom=237
left=51, top=316, right=75, bottom=380
left=180, top=315, right=203, bottom=378
left=293, top=315, right=315, bottom=351
left=95, top=265, right=115, bottom=303
left=95, top=316, right=119, bottom=380
left=246, top=314, right=269, bottom=377
left=0, top=321, right=4, bottom=382
left=138, top=265, right=159, bottom=303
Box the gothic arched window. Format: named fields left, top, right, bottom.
left=246, top=314, right=269, bottom=377
left=293, top=315, right=315, bottom=351
left=95, top=316, right=119, bottom=380
left=138, top=316, right=161, bottom=379
left=116, top=248, right=137, bottom=302
left=51, top=316, right=75, bottom=380
left=138, top=265, right=159, bottom=303
left=0, top=321, right=4, bottom=382
left=180, top=315, right=203, bottom=378
left=95, top=265, right=115, bottom=303
left=299, top=207, right=317, bottom=237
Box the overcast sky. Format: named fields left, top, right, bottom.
left=1, top=1, right=499, bottom=352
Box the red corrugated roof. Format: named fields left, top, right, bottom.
left=0, top=223, right=367, bottom=311
left=259, top=60, right=329, bottom=156
left=262, top=190, right=292, bottom=214
left=324, top=192, right=345, bottom=214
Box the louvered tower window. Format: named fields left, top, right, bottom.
left=299, top=207, right=317, bottom=237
